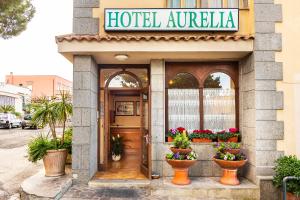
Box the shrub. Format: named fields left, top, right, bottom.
left=62, top=127, right=72, bottom=154
left=273, top=156, right=300, bottom=196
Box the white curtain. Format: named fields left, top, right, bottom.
left=184, top=0, right=196, bottom=8
left=203, top=89, right=235, bottom=131
left=201, top=0, right=222, bottom=8
left=168, top=0, right=180, bottom=8
left=168, top=89, right=200, bottom=132
left=228, top=0, right=239, bottom=8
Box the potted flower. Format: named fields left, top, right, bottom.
left=167, top=127, right=185, bottom=142
left=166, top=133, right=197, bottom=185
left=213, top=142, right=247, bottom=185
left=273, top=156, right=300, bottom=200
left=189, top=129, right=216, bottom=143
left=111, top=134, right=123, bottom=161
left=28, top=91, right=72, bottom=177
left=214, top=142, right=241, bottom=155
left=217, top=128, right=240, bottom=142
left=170, top=132, right=192, bottom=155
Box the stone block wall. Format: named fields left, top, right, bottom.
left=72, top=55, right=99, bottom=183
left=73, top=0, right=99, bottom=34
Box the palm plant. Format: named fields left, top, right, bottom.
left=31, top=97, right=58, bottom=140
left=0, top=105, right=15, bottom=113
left=53, top=90, right=72, bottom=145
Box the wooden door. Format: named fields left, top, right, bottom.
left=140, top=87, right=151, bottom=178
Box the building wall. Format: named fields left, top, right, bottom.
left=5, top=75, right=72, bottom=98
left=275, top=0, right=300, bottom=158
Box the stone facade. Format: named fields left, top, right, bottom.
left=73, top=0, right=99, bottom=34
left=72, top=55, right=99, bottom=183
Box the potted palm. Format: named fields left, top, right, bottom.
left=273, top=156, right=300, bottom=200
left=28, top=91, right=72, bottom=177
left=111, top=134, right=123, bottom=161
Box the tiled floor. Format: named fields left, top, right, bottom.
left=94, top=154, right=146, bottom=180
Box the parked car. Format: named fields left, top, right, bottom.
left=0, top=113, right=22, bottom=129
left=21, top=114, right=38, bottom=129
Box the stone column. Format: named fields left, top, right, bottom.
left=72, top=55, right=98, bottom=183
left=73, top=0, right=99, bottom=34
left=150, top=59, right=167, bottom=176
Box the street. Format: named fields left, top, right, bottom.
left=0, top=128, right=43, bottom=198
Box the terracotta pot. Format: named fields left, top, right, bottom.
left=168, top=136, right=173, bottom=142
left=166, top=159, right=197, bottom=185
left=170, top=147, right=192, bottom=155
left=66, top=153, right=72, bottom=164
left=213, top=158, right=247, bottom=185
left=284, top=192, right=300, bottom=200
left=224, top=149, right=241, bottom=155
left=192, top=138, right=212, bottom=143
left=43, top=149, right=67, bottom=177
left=218, top=136, right=238, bottom=143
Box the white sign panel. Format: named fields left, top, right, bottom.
left=105, top=8, right=239, bottom=32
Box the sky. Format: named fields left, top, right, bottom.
left=0, top=0, right=73, bottom=82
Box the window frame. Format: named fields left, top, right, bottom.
left=165, top=62, right=239, bottom=137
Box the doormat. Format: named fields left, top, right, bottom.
left=96, top=188, right=140, bottom=198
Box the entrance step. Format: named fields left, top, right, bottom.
left=89, top=177, right=259, bottom=200
left=89, top=179, right=151, bottom=188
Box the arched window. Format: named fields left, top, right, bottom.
left=168, top=73, right=200, bottom=131
left=203, top=72, right=236, bottom=131
left=108, top=73, right=140, bottom=88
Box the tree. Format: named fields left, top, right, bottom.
left=204, top=74, right=222, bottom=88
left=0, top=0, right=35, bottom=39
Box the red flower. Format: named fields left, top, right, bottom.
left=177, top=127, right=185, bottom=133
left=229, top=128, right=238, bottom=133
left=218, top=130, right=226, bottom=134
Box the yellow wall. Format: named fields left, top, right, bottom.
left=93, top=0, right=254, bottom=36
left=276, top=0, right=300, bottom=158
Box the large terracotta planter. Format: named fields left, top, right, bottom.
left=167, top=136, right=173, bottom=142
left=224, top=149, right=241, bottom=155
left=43, top=149, right=67, bottom=177
left=192, top=138, right=212, bottom=143
left=218, top=136, right=238, bottom=143
left=284, top=192, right=300, bottom=200
left=213, top=158, right=247, bottom=185
left=166, top=159, right=197, bottom=185
left=170, top=147, right=192, bottom=155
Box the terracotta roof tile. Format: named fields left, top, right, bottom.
left=56, top=34, right=254, bottom=43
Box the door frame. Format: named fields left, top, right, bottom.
left=97, top=65, right=151, bottom=178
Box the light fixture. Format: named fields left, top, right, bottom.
left=114, top=54, right=129, bottom=61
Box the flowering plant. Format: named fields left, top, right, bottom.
left=166, top=151, right=198, bottom=160
left=189, top=129, right=216, bottom=140
left=214, top=142, right=241, bottom=153
left=215, top=152, right=246, bottom=161
left=167, top=127, right=186, bottom=138
left=217, top=128, right=240, bottom=141
left=173, top=134, right=191, bottom=149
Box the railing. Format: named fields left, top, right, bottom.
left=282, top=176, right=300, bottom=200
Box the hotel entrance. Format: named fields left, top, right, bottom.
left=97, top=66, right=151, bottom=180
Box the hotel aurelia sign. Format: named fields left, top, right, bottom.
left=105, top=8, right=239, bottom=31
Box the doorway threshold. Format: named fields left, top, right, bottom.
left=89, top=178, right=151, bottom=188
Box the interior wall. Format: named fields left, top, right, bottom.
left=110, top=95, right=141, bottom=127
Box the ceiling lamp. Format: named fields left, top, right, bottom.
left=114, top=54, right=129, bottom=61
